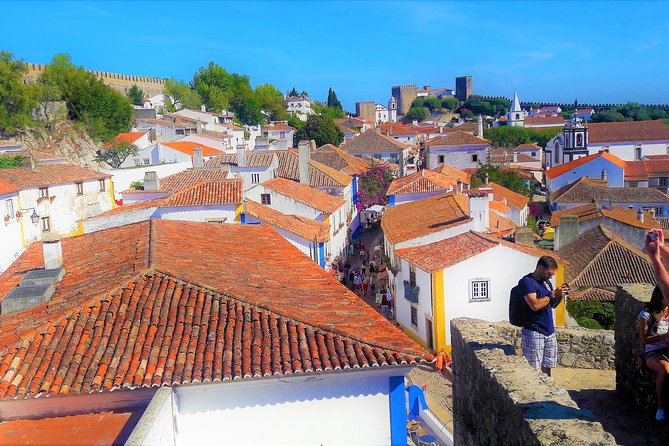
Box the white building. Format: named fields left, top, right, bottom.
left=286, top=96, right=314, bottom=121
left=143, top=141, right=224, bottom=165
left=506, top=92, right=527, bottom=127
left=261, top=122, right=295, bottom=149
left=0, top=161, right=113, bottom=272
left=424, top=131, right=491, bottom=170
left=375, top=103, right=389, bottom=124
left=341, top=129, right=413, bottom=176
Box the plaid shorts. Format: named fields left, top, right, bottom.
left=521, top=328, right=558, bottom=370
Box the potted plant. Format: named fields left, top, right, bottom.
left=3, top=215, right=10, bottom=225
left=15, top=210, right=22, bottom=219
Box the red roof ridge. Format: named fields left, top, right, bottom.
left=546, top=152, right=626, bottom=179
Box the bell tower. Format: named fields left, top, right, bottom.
left=388, top=96, right=398, bottom=123
left=563, top=116, right=589, bottom=162
left=507, top=92, right=525, bottom=127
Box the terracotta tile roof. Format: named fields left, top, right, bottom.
left=472, top=182, right=528, bottom=210
left=550, top=203, right=660, bottom=230
left=588, top=120, right=669, bottom=144
left=551, top=177, right=669, bottom=204
left=453, top=122, right=478, bottom=133
left=122, top=169, right=229, bottom=195
left=489, top=200, right=510, bottom=214
left=395, top=231, right=545, bottom=272
left=0, top=178, right=20, bottom=195
left=489, top=148, right=539, bottom=164
left=559, top=225, right=655, bottom=287
left=275, top=150, right=352, bottom=187
left=0, top=221, right=424, bottom=399
left=524, top=116, right=565, bottom=125
left=137, top=118, right=194, bottom=129
left=261, top=177, right=345, bottom=213
left=0, top=164, right=109, bottom=191
left=488, top=212, right=517, bottom=237
left=106, top=132, right=146, bottom=147
left=312, top=144, right=371, bottom=176
left=162, top=179, right=243, bottom=207
left=0, top=410, right=141, bottom=445
left=341, top=129, right=412, bottom=155
left=430, top=164, right=472, bottom=184
left=546, top=152, right=626, bottom=180
left=262, top=122, right=294, bottom=132
left=386, top=169, right=455, bottom=196
left=424, top=131, right=490, bottom=147
left=501, top=166, right=535, bottom=179
left=569, top=287, right=616, bottom=302
left=550, top=203, right=602, bottom=227
left=625, top=159, right=669, bottom=181
left=204, top=151, right=276, bottom=169
left=515, top=143, right=542, bottom=151
left=200, top=129, right=233, bottom=139
left=381, top=192, right=470, bottom=244
left=161, top=141, right=222, bottom=156
left=97, top=199, right=164, bottom=217
left=246, top=199, right=330, bottom=242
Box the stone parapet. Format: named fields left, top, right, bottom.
left=451, top=318, right=615, bottom=446
left=614, top=283, right=665, bottom=413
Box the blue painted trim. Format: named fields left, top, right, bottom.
left=240, top=213, right=246, bottom=224
left=388, top=195, right=395, bottom=207
left=352, top=176, right=358, bottom=205
left=389, top=376, right=407, bottom=445
left=318, top=243, right=325, bottom=268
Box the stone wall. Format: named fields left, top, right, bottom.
left=615, top=283, right=665, bottom=413
left=451, top=318, right=615, bottom=446
left=484, top=323, right=615, bottom=370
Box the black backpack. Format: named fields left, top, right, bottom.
left=509, top=274, right=553, bottom=327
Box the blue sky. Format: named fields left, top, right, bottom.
left=4, top=1, right=669, bottom=110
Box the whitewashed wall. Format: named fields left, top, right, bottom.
left=156, top=205, right=238, bottom=223
left=589, top=141, right=669, bottom=161
left=245, top=186, right=321, bottom=220
left=105, top=162, right=192, bottom=200
left=394, top=258, right=433, bottom=346
left=174, top=370, right=396, bottom=446
left=393, top=190, right=451, bottom=206
left=0, top=192, right=23, bottom=272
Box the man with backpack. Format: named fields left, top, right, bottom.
left=510, top=256, right=569, bottom=376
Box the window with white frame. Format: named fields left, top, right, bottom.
left=5, top=199, right=14, bottom=219
left=99, top=179, right=106, bottom=192
left=261, top=193, right=271, bottom=205
left=75, top=182, right=84, bottom=195
left=40, top=216, right=50, bottom=233
left=251, top=173, right=260, bottom=184
left=410, top=305, right=418, bottom=327
left=470, top=279, right=490, bottom=302
left=39, top=187, right=49, bottom=199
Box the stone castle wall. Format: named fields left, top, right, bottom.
left=24, top=63, right=165, bottom=97
left=451, top=318, right=615, bottom=446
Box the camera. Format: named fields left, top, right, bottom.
left=648, top=232, right=659, bottom=241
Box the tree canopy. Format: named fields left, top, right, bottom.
left=459, top=97, right=510, bottom=117
left=404, top=106, right=429, bottom=122
left=440, top=97, right=460, bottom=111
left=313, top=102, right=345, bottom=119
left=294, top=114, right=344, bottom=147
left=287, top=87, right=308, bottom=98
left=164, top=78, right=202, bottom=111
left=590, top=102, right=669, bottom=122
left=127, top=84, right=144, bottom=106
left=326, top=87, right=342, bottom=110
left=483, top=126, right=560, bottom=148
left=255, top=83, right=288, bottom=121
left=0, top=51, right=41, bottom=133
left=356, top=164, right=394, bottom=212
left=470, top=164, right=530, bottom=196
left=95, top=140, right=139, bottom=168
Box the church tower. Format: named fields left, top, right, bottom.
left=562, top=116, right=589, bottom=162
left=388, top=96, right=398, bottom=123
left=507, top=92, right=525, bottom=127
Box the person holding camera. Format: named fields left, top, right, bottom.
left=518, top=256, right=570, bottom=376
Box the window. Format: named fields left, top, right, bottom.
left=99, top=179, right=106, bottom=192
left=470, top=279, right=490, bottom=302
left=280, top=131, right=285, bottom=139
left=471, top=154, right=478, bottom=163
left=251, top=173, right=260, bottom=184
left=75, top=182, right=83, bottom=195
left=576, top=133, right=583, bottom=147
left=175, top=129, right=185, bottom=135
left=261, top=193, right=271, bottom=205
left=515, top=113, right=520, bottom=120
left=5, top=199, right=14, bottom=218
left=143, top=158, right=150, bottom=165
left=531, top=152, right=537, bottom=157
left=655, top=207, right=665, bottom=216
left=39, top=187, right=49, bottom=199
left=409, top=267, right=416, bottom=287
left=40, top=216, right=50, bottom=233
left=410, top=306, right=418, bottom=327
left=635, top=146, right=642, bottom=161
left=438, top=155, right=445, bottom=164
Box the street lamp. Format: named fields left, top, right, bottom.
left=30, top=210, right=39, bottom=225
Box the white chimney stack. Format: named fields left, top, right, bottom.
left=42, top=233, right=63, bottom=270
left=193, top=147, right=203, bottom=168
left=201, top=104, right=206, bottom=112
left=298, top=140, right=311, bottom=185
left=637, top=209, right=644, bottom=223
left=236, top=145, right=246, bottom=167
left=477, top=115, right=483, bottom=137
left=469, top=188, right=491, bottom=232
left=143, top=171, right=159, bottom=192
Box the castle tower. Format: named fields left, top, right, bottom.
left=388, top=97, right=398, bottom=123
left=507, top=92, right=525, bottom=127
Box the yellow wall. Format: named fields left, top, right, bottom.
left=432, top=270, right=448, bottom=353
left=17, top=195, right=26, bottom=248
left=555, top=261, right=566, bottom=326
left=397, top=321, right=429, bottom=350
left=108, top=179, right=116, bottom=209
left=235, top=203, right=244, bottom=223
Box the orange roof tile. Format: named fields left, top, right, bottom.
left=96, top=199, right=164, bottom=217
left=588, top=119, right=669, bottom=144
left=246, top=199, right=330, bottom=242
left=261, top=177, right=346, bottom=213
left=550, top=203, right=660, bottom=230
left=162, top=179, right=243, bottom=207
left=625, top=159, right=669, bottom=181
left=489, top=200, right=510, bottom=214
left=430, top=163, right=472, bottom=184
left=262, top=122, right=294, bottom=132
left=0, top=178, right=19, bottom=195
left=113, top=132, right=145, bottom=144
left=122, top=169, right=229, bottom=195
left=381, top=193, right=470, bottom=244
left=341, top=129, right=412, bottom=155
left=0, top=221, right=425, bottom=399
left=546, top=152, right=626, bottom=179
left=524, top=116, right=565, bottom=125
left=472, top=182, right=528, bottom=210
left=0, top=164, right=109, bottom=191
left=424, top=131, right=490, bottom=147
left=386, top=169, right=455, bottom=196
left=161, top=141, right=222, bottom=156
left=515, top=143, right=542, bottom=151
left=312, top=144, right=371, bottom=175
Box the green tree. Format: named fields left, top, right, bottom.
left=294, top=114, right=344, bottom=147
left=164, top=78, right=202, bottom=111
left=421, top=97, right=441, bottom=112
left=95, top=140, right=139, bottom=168
left=0, top=154, right=24, bottom=168
left=41, top=54, right=133, bottom=141
left=127, top=84, right=144, bottom=106
left=255, top=83, right=288, bottom=121
left=473, top=164, right=529, bottom=196
left=287, top=116, right=306, bottom=131
left=404, top=106, right=429, bottom=122
left=191, top=61, right=263, bottom=125
left=313, top=102, right=345, bottom=119
left=326, top=87, right=343, bottom=110
left=287, top=87, right=308, bottom=98
left=356, top=164, right=394, bottom=212
left=483, top=126, right=560, bottom=148
left=0, top=51, right=41, bottom=133
left=441, top=97, right=460, bottom=111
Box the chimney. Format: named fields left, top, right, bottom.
left=515, top=226, right=535, bottom=246
left=469, top=189, right=491, bottom=232
left=601, top=168, right=607, bottom=182
left=456, top=179, right=463, bottom=194
left=196, top=121, right=203, bottom=133
left=42, top=233, right=63, bottom=270
left=423, top=85, right=431, bottom=91
left=254, top=137, right=269, bottom=151
left=412, top=120, right=418, bottom=126
left=637, top=209, right=644, bottom=223
left=513, top=152, right=518, bottom=163
left=193, top=147, right=203, bottom=168
left=477, top=115, right=483, bottom=137
left=236, top=145, right=246, bottom=167
left=143, top=171, right=159, bottom=192
left=298, top=140, right=311, bottom=184
left=201, top=104, right=206, bottom=112
left=556, top=215, right=579, bottom=251
left=485, top=173, right=489, bottom=185
left=650, top=208, right=656, bottom=220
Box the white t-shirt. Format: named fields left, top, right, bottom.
left=639, top=309, right=669, bottom=353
